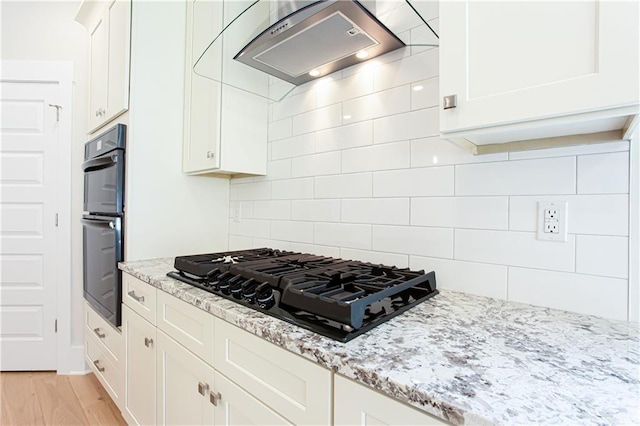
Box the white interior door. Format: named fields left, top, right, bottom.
left=0, top=80, right=60, bottom=371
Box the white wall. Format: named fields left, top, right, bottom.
left=125, top=0, right=229, bottom=260
left=228, top=5, right=637, bottom=322
left=1, top=0, right=89, bottom=348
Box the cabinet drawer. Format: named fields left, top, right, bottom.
left=214, top=320, right=332, bottom=425
left=156, top=290, right=214, bottom=364
left=84, top=301, right=123, bottom=363
left=123, top=273, right=157, bottom=324
left=85, top=333, right=123, bottom=407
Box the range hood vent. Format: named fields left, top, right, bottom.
left=193, top=0, right=439, bottom=101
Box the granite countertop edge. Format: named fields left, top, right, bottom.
left=119, top=258, right=640, bottom=426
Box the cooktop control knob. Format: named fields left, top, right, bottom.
left=255, top=282, right=275, bottom=310
left=241, top=279, right=258, bottom=304
left=229, top=276, right=246, bottom=299
left=217, top=273, right=235, bottom=295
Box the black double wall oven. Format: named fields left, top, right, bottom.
left=82, top=124, right=126, bottom=327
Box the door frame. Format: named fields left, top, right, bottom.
left=1, top=60, right=74, bottom=373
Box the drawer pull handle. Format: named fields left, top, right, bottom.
left=93, top=327, right=106, bottom=338
left=198, top=382, right=209, bottom=396
left=443, top=94, right=457, bottom=109
left=93, top=359, right=105, bottom=372
left=209, top=391, right=222, bottom=406
left=128, top=291, right=145, bottom=303
left=144, top=337, right=154, bottom=348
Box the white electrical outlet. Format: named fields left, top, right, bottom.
left=537, top=201, right=568, bottom=241
left=233, top=205, right=241, bottom=223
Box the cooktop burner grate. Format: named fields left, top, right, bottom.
left=167, top=248, right=437, bottom=342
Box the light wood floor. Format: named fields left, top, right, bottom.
left=0, top=371, right=126, bottom=426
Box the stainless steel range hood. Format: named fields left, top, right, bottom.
left=193, top=0, right=439, bottom=101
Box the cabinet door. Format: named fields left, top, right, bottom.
left=123, top=305, right=157, bottom=426
left=183, top=0, right=223, bottom=173
left=214, top=372, right=291, bottom=426
left=105, top=0, right=131, bottom=123
left=156, top=329, right=215, bottom=426
left=334, top=375, right=450, bottom=426
left=88, top=14, right=108, bottom=132
left=440, top=1, right=639, bottom=133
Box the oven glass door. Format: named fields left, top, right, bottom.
left=82, top=149, right=124, bottom=214
left=82, top=215, right=123, bottom=326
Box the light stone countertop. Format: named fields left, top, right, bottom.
left=120, top=258, right=640, bottom=425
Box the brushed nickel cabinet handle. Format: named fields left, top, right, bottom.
left=198, top=382, right=209, bottom=396
left=128, top=290, right=145, bottom=303
left=209, top=391, right=222, bottom=406
left=443, top=94, right=457, bottom=109
left=93, top=327, right=106, bottom=338
left=144, top=337, right=154, bottom=348
left=93, top=359, right=105, bottom=372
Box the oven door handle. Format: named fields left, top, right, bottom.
left=82, top=154, right=118, bottom=172
left=81, top=217, right=118, bottom=229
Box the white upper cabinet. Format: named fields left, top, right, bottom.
left=439, top=1, right=639, bottom=154
left=76, top=0, right=132, bottom=133
left=183, top=0, right=268, bottom=176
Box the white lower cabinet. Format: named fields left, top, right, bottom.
left=122, top=304, right=157, bottom=426
left=120, top=275, right=448, bottom=425
left=156, top=329, right=215, bottom=425
left=214, top=371, right=291, bottom=426
left=334, top=375, right=450, bottom=426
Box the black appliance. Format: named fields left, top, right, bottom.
left=82, top=124, right=126, bottom=327
left=167, top=248, right=437, bottom=342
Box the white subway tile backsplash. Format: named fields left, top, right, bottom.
left=373, top=107, right=438, bottom=143
left=576, top=235, right=629, bottom=278
left=228, top=218, right=271, bottom=239
left=227, top=14, right=633, bottom=324
left=341, top=248, right=409, bottom=268
left=292, top=104, right=342, bottom=135
left=266, top=159, right=292, bottom=181
left=509, top=194, right=629, bottom=236
left=270, top=220, right=314, bottom=243
left=315, top=173, right=372, bottom=199
left=229, top=235, right=252, bottom=250
left=291, top=199, right=341, bottom=222
left=229, top=201, right=254, bottom=219
left=315, top=121, right=373, bottom=153
left=374, top=48, right=439, bottom=91
left=236, top=181, right=271, bottom=200
left=314, top=222, right=372, bottom=250
left=508, top=267, right=628, bottom=320
left=316, top=71, right=374, bottom=108
left=455, top=230, right=576, bottom=272
left=271, top=177, right=315, bottom=199
left=411, top=137, right=508, bottom=167
left=291, top=151, right=342, bottom=178
left=411, top=197, right=508, bottom=230
left=373, top=225, right=453, bottom=258
left=252, top=200, right=291, bottom=220
left=342, top=198, right=410, bottom=225
left=577, top=152, right=629, bottom=194
left=410, top=256, right=508, bottom=299
left=455, top=157, right=576, bottom=196
left=342, top=86, right=410, bottom=123
left=252, top=238, right=292, bottom=251
left=290, top=243, right=341, bottom=258
left=342, top=141, right=410, bottom=173
left=272, top=89, right=316, bottom=121
left=271, top=133, right=315, bottom=160
left=411, top=78, right=439, bottom=110
left=509, top=141, right=629, bottom=160
left=373, top=166, right=454, bottom=197
left=268, top=118, right=292, bottom=141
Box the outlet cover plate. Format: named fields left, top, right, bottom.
left=537, top=201, right=568, bottom=242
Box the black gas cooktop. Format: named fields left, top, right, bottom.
left=167, top=248, right=437, bottom=342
